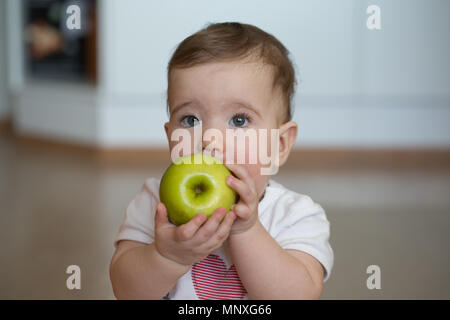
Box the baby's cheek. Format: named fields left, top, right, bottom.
left=242, top=163, right=268, bottom=197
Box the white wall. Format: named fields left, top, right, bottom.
left=99, top=0, right=357, bottom=98
left=357, top=0, right=450, bottom=98
left=99, top=0, right=450, bottom=99
left=9, top=0, right=450, bottom=148
left=0, top=0, right=9, bottom=120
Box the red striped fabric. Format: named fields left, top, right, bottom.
left=192, top=254, right=247, bottom=300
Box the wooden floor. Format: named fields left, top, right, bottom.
left=1, top=128, right=449, bottom=299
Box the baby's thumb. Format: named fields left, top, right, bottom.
left=155, top=202, right=169, bottom=227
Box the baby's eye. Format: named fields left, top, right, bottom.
left=181, top=115, right=200, bottom=127
left=229, top=114, right=249, bottom=127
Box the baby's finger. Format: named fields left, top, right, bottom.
left=225, top=163, right=255, bottom=191
left=202, top=211, right=236, bottom=251
left=232, top=203, right=251, bottom=220
left=226, top=175, right=256, bottom=205
left=175, top=213, right=207, bottom=241
left=155, top=203, right=169, bottom=228
left=192, top=207, right=227, bottom=244
left=215, top=211, right=236, bottom=241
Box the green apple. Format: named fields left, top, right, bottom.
left=159, top=153, right=237, bottom=226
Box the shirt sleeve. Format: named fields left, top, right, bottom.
left=113, top=178, right=160, bottom=248
left=272, top=192, right=334, bottom=282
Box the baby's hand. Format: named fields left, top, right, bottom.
left=153, top=202, right=236, bottom=266
left=224, top=164, right=259, bottom=235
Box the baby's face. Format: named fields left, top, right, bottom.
left=165, top=59, right=285, bottom=200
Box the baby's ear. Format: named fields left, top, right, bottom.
left=277, top=121, right=298, bottom=167
left=164, top=122, right=170, bottom=140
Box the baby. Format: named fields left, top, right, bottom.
left=110, top=22, right=333, bottom=300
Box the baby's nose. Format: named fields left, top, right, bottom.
left=201, top=128, right=225, bottom=160
left=202, top=140, right=223, bottom=159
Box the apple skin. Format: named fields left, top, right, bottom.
left=159, top=153, right=237, bottom=226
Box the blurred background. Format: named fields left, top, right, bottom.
left=0, top=0, right=449, bottom=299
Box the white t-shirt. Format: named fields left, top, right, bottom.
left=114, top=178, right=334, bottom=300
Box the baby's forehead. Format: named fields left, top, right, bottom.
left=169, top=60, right=278, bottom=104
left=167, top=57, right=287, bottom=124
left=170, top=57, right=273, bottom=78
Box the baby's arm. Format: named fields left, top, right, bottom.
left=225, top=164, right=324, bottom=299
left=110, top=240, right=189, bottom=299
left=227, top=221, right=324, bottom=299
left=110, top=202, right=236, bottom=299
